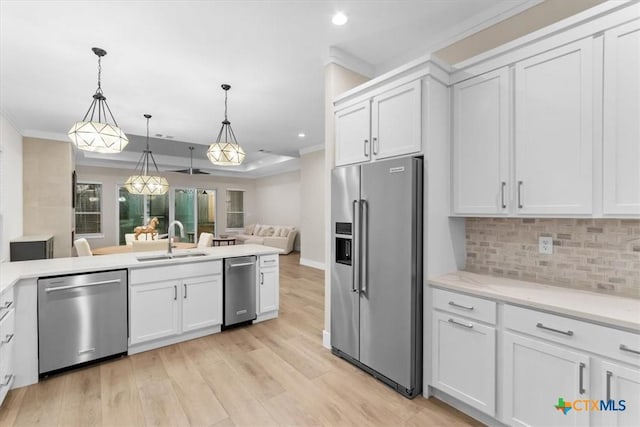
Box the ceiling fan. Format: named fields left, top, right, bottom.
left=172, top=146, right=210, bottom=175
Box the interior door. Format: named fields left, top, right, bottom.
left=359, top=157, right=421, bottom=392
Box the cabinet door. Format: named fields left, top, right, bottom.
left=335, top=101, right=371, bottom=166
left=452, top=68, right=510, bottom=214
left=0, top=308, right=15, bottom=403
left=432, top=311, right=496, bottom=416
left=603, top=20, right=640, bottom=215
left=258, top=267, right=279, bottom=314
left=182, top=275, right=222, bottom=332
left=129, top=280, right=180, bottom=344
left=371, top=80, right=422, bottom=160
left=503, top=332, right=591, bottom=427
left=515, top=39, right=593, bottom=215
left=598, top=362, right=640, bottom=427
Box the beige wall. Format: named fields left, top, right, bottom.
left=323, top=63, right=370, bottom=344
left=23, top=137, right=74, bottom=258
left=465, top=218, right=640, bottom=298
left=0, top=114, right=23, bottom=261
left=435, top=0, right=606, bottom=64
left=76, top=165, right=258, bottom=249
left=300, top=149, right=325, bottom=267
left=254, top=170, right=301, bottom=250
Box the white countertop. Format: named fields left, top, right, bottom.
left=429, top=271, right=640, bottom=332
left=0, top=244, right=280, bottom=294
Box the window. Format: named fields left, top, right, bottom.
left=75, top=182, right=102, bottom=235
left=117, top=185, right=169, bottom=245
left=226, top=190, right=244, bottom=229
left=174, top=188, right=217, bottom=242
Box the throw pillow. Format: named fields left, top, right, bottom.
left=272, top=226, right=282, bottom=237
left=258, top=226, right=274, bottom=237
left=244, top=224, right=255, bottom=235
left=253, top=224, right=262, bottom=235
left=280, top=227, right=290, bottom=237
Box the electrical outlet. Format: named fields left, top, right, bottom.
left=539, top=236, right=553, bottom=255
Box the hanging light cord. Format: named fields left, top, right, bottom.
left=79, top=51, right=119, bottom=127
left=216, top=85, right=238, bottom=145
left=132, top=115, right=161, bottom=176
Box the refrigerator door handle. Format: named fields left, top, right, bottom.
left=360, top=199, right=368, bottom=296
left=352, top=200, right=360, bottom=293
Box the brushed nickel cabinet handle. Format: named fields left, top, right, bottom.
left=448, top=318, right=473, bottom=329
left=579, top=362, right=586, bottom=394
left=501, top=182, right=507, bottom=209
left=619, top=344, right=640, bottom=355
left=260, top=272, right=264, bottom=285
left=364, top=139, right=369, bottom=157
left=1, top=374, right=13, bottom=388
left=184, top=283, right=187, bottom=299
left=517, top=181, right=523, bottom=208
left=536, top=322, right=573, bottom=336
left=606, top=370, right=613, bottom=401
left=1, top=333, right=14, bottom=344
left=448, top=301, right=474, bottom=311
left=174, top=285, right=177, bottom=300
left=372, top=137, right=378, bottom=155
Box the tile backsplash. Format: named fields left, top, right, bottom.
left=465, top=218, right=640, bottom=298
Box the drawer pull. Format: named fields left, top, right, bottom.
left=1, top=333, right=14, bottom=344
left=448, top=318, right=473, bottom=329
left=606, top=370, right=613, bottom=401
left=619, top=344, right=640, bottom=355
left=448, top=301, right=474, bottom=311
left=2, top=301, right=13, bottom=310
left=579, top=362, right=586, bottom=395
left=536, top=322, right=573, bottom=336
left=0, top=374, right=12, bottom=388
left=263, top=259, right=276, bottom=264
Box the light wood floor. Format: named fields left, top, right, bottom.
left=0, top=253, right=482, bottom=427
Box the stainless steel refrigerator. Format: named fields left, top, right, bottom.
left=331, top=156, right=423, bottom=398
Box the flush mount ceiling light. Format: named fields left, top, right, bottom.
left=298, top=132, right=306, bottom=138
left=124, top=114, right=169, bottom=195
left=68, top=47, right=129, bottom=153
left=332, top=12, right=348, bottom=26
left=207, top=84, right=246, bottom=166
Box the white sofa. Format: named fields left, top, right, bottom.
left=234, top=224, right=297, bottom=254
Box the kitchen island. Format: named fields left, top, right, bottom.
left=0, top=244, right=280, bottom=399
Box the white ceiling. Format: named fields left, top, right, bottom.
left=0, top=0, right=532, bottom=177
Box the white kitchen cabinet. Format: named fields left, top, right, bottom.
left=334, top=80, right=422, bottom=167
left=452, top=67, right=510, bottom=214
left=257, top=254, right=279, bottom=316
left=502, top=331, right=591, bottom=427
left=597, top=362, right=640, bottom=427
left=514, top=39, right=593, bottom=215
left=335, top=101, right=371, bottom=166
left=0, top=288, right=16, bottom=405
left=603, top=20, right=640, bottom=216
left=129, top=280, right=180, bottom=344
left=182, top=275, right=222, bottom=333
left=432, top=310, right=496, bottom=416
left=371, top=80, right=422, bottom=160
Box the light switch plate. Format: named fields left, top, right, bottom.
left=539, top=236, right=553, bottom=254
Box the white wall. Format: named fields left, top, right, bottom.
left=0, top=114, right=23, bottom=261
left=299, top=148, right=325, bottom=268
left=76, top=166, right=258, bottom=249
left=254, top=170, right=301, bottom=250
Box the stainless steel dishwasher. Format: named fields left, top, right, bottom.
left=38, top=269, right=128, bottom=376
left=223, top=256, right=257, bottom=328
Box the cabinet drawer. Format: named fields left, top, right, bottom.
left=131, top=260, right=222, bottom=284
left=259, top=254, right=279, bottom=268
left=504, top=304, right=640, bottom=366
left=0, top=308, right=15, bottom=391
left=432, top=288, right=497, bottom=325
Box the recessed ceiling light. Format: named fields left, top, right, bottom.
left=332, top=12, right=348, bottom=26
left=298, top=132, right=306, bottom=138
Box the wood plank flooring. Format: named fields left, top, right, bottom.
left=0, top=253, right=482, bottom=426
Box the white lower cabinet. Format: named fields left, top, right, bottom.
left=502, top=331, right=591, bottom=427
left=597, top=362, right=640, bottom=427
left=432, top=311, right=496, bottom=416
left=0, top=288, right=16, bottom=405
left=257, top=255, right=279, bottom=317
left=129, top=261, right=222, bottom=349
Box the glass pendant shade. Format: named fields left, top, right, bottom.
left=68, top=48, right=128, bottom=153
left=208, top=84, right=245, bottom=166
left=125, top=114, right=169, bottom=195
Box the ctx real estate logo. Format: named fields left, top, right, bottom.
left=555, top=397, right=627, bottom=414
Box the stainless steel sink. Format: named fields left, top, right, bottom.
left=136, top=252, right=208, bottom=262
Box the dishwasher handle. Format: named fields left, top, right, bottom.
left=228, top=261, right=255, bottom=268
left=44, top=279, right=122, bottom=293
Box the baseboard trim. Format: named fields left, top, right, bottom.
left=322, top=330, right=331, bottom=349
left=300, top=258, right=326, bottom=270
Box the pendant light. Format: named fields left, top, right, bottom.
left=124, top=114, right=169, bottom=195
left=207, top=84, right=246, bottom=166
left=68, top=47, right=129, bottom=153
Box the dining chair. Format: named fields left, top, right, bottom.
left=74, top=238, right=93, bottom=257
left=197, top=232, right=214, bottom=248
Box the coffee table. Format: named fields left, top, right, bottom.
left=212, top=237, right=236, bottom=246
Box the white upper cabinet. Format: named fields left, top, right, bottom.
left=371, top=80, right=422, bottom=160
left=335, top=80, right=422, bottom=167
left=335, top=101, right=371, bottom=166
left=603, top=20, right=640, bottom=216
left=515, top=39, right=593, bottom=215
left=452, top=68, right=510, bottom=215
